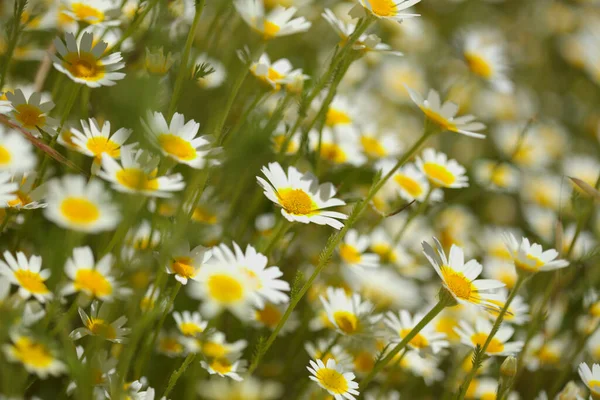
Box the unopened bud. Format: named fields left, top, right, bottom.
left=500, top=356, right=517, bottom=378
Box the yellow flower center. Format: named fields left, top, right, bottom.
left=277, top=188, right=316, bottom=215
left=360, top=136, right=387, bottom=158
left=159, top=337, right=183, bottom=354
left=0, top=145, right=11, bottom=165
left=192, top=206, right=218, bottom=224
left=207, top=274, right=244, bottom=303
left=15, top=104, right=46, bottom=130
left=339, top=244, right=362, bottom=264
left=320, top=143, right=347, bottom=164
left=171, top=256, right=196, bottom=279
left=180, top=322, right=203, bottom=336
left=471, top=332, right=505, bottom=354
left=394, top=174, right=424, bottom=197
left=535, top=345, right=560, bottom=365
left=326, top=108, right=352, bottom=127
left=87, top=318, right=117, bottom=340
left=532, top=187, right=553, bottom=208
left=367, top=0, right=398, bottom=17
left=262, top=20, right=281, bottom=39
left=441, top=266, right=473, bottom=301
left=86, top=137, right=120, bottom=161
left=590, top=302, right=600, bottom=318
left=256, top=304, right=282, bottom=328
left=480, top=393, right=496, bottom=400
left=464, top=52, right=493, bottom=79
left=273, top=134, right=298, bottom=154
left=202, top=342, right=226, bottom=358
left=353, top=351, right=374, bottom=373
left=74, top=269, right=113, bottom=298
left=333, top=310, right=358, bottom=334
left=12, top=337, right=54, bottom=368
left=71, top=3, right=105, bottom=23
left=400, top=328, right=429, bottom=349
left=435, top=316, right=460, bottom=340
left=490, top=165, right=510, bottom=187
left=423, top=162, right=457, bottom=186
left=421, top=108, right=458, bottom=132
left=514, top=254, right=544, bottom=273
left=211, top=358, right=233, bottom=374
left=14, top=269, right=49, bottom=295
left=7, top=191, right=32, bottom=208
left=64, top=52, right=105, bottom=80
left=315, top=367, right=349, bottom=395
left=116, top=168, right=159, bottom=191
left=60, top=197, right=100, bottom=225
left=158, top=134, right=197, bottom=161
left=499, top=270, right=516, bottom=289
left=589, top=381, right=600, bottom=398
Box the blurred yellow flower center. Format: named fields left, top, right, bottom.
left=273, top=134, right=298, bottom=154
left=86, top=137, right=120, bottom=160
left=64, top=52, right=104, bottom=80
left=61, top=130, right=77, bottom=147
left=372, top=243, right=396, bottom=263
left=360, top=136, right=386, bottom=157
left=256, top=304, right=282, bottom=328
left=465, top=52, right=493, bottom=78
left=207, top=274, right=244, bottom=303
left=339, top=244, right=361, bottom=264
left=180, top=322, right=203, bottom=336
left=60, top=197, right=100, bottom=224
left=268, top=67, right=283, bottom=82
left=400, top=328, right=429, bottom=348
left=326, top=108, right=352, bottom=126
left=14, top=269, right=49, bottom=294
left=471, top=333, right=504, bottom=353
left=536, top=345, right=559, bottom=364
left=421, top=108, right=457, bottom=132
left=368, top=0, right=398, bottom=16
left=12, top=337, right=53, bottom=368
left=353, top=351, right=374, bottom=373
left=591, top=302, right=600, bottom=317
left=423, top=163, right=456, bottom=186
left=394, top=174, right=424, bottom=197
left=159, top=337, right=183, bottom=354
left=441, top=266, right=472, bottom=300
left=435, top=316, right=459, bottom=340
left=171, top=256, right=196, bottom=279
left=263, top=21, right=281, bottom=39
left=211, top=358, right=233, bottom=374
left=71, top=3, right=105, bottom=22
left=87, top=318, right=116, bottom=340
left=514, top=254, right=544, bottom=272
left=333, top=311, right=358, bottom=334
left=278, top=188, right=315, bottom=215
left=0, top=145, right=11, bottom=165
left=74, top=269, right=113, bottom=298
left=480, top=393, right=496, bottom=400
left=158, top=134, right=196, bottom=161
left=8, top=191, right=32, bottom=208
left=116, top=168, right=159, bottom=191
left=320, top=143, right=347, bottom=164
left=202, top=342, right=226, bottom=358
left=15, top=104, right=45, bottom=129
left=315, top=367, right=348, bottom=394
left=192, top=206, right=218, bottom=224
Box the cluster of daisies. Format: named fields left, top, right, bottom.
left=0, top=0, right=599, bottom=399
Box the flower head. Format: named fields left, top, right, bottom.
left=71, top=301, right=130, bottom=343
left=455, top=318, right=524, bottom=356
left=166, top=242, right=212, bottom=285
left=503, top=233, right=569, bottom=275
left=416, top=148, right=469, bottom=189
left=307, top=358, right=360, bottom=400
left=235, top=0, right=311, bottom=40
left=385, top=310, right=449, bottom=353
left=0, top=125, right=37, bottom=173
left=3, top=334, right=65, bottom=378
left=0, top=251, right=52, bottom=303
left=352, top=0, right=421, bottom=22
left=6, top=89, right=57, bottom=136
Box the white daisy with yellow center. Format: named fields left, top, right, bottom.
left=71, top=301, right=129, bottom=343
left=198, top=331, right=247, bottom=360
left=473, top=160, right=520, bottom=192
left=483, top=257, right=518, bottom=290
left=69, top=118, right=132, bottom=172
left=53, top=32, right=125, bottom=88
left=3, top=334, right=65, bottom=379
left=253, top=302, right=299, bottom=333
left=99, top=147, right=185, bottom=197
left=522, top=173, right=566, bottom=210
left=250, top=53, right=298, bottom=91
left=485, top=289, right=529, bottom=325
left=351, top=0, right=421, bottom=22
left=503, top=233, right=569, bottom=275
left=338, top=229, right=380, bottom=270
left=235, top=0, right=311, bottom=40
left=173, top=311, right=207, bottom=338
left=416, top=148, right=469, bottom=189
left=320, top=287, right=379, bottom=337
left=145, top=47, right=175, bottom=76
left=3, top=173, right=46, bottom=210
left=6, top=89, right=58, bottom=137
left=200, top=376, right=283, bottom=400
left=358, top=124, right=403, bottom=160
left=385, top=310, right=449, bottom=354
left=44, top=175, right=120, bottom=233
left=322, top=96, right=355, bottom=129
left=407, top=87, right=486, bottom=138
left=579, top=363, right=600, bottom=399
left=305, top=338, right=352, bottom=369
left=422, top=238, right=505, bottom=309
left=307, top=358, right=360, bottom=400
left=201, top=356, right=246, bottom=381
left=309, top=127, right=366, bottom=167
left=157, top=330, right=185, bottom=357
left=392, top=163, right=430, bottom=202
left=0, top=251, right=52, bottom=303
left=143, top=111, right=216, bottom=169
left=166, top=242, right=212, bottom=285
left=492, top=122, right=551, bottom=169
left=0, top=173, right=18, bottom=208
left=525, top=334, right=568, bottom=370
left=564, top=155, right=600, bottom=194
left=62, top=246, right=126, bottom=301
left=61, top=0, right=120, bottom=25
left=271, top=123, right=300, bottom=155
left=194, top=54, right=226, bottom=89
left=455, top=318, right=523, bottom=356
left=257, top=162, right=347, bottom=230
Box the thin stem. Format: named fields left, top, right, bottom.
left=167, top=0, right=206, bottom=119
left=163, top=353, right=196, bottom=398
left=393, top=188, right=432, bottom=245
left=221, top=91, right=268, bottom=145
left=112, top=0, right=161, bottom=52
left=261, top=218, right=291, bottom=255
left=0, top=0, right=27, bottom=89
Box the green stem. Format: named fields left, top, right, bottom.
left=0, top=0, right=27, bottom=89
left=261, top=218, right=291, bottom=255
left=456, top=274, right=527, bottom=400
left=221, top=91, right=268, bottom=145
left=163, top=353, right=196, bottom=398
left=392, top=188, right=432, bottom=245
left=58, top=84, right=81, bottom=132
left=112, top=0, right=161, bottom=52
left=167, top=0, right=206, bottom=119
left=247, top=128, right=434, bottom=374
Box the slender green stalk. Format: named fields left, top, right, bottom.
left=221, top=91, right=268, bottom=145
left=456, top=274, right=527, bottom=400
left=248, top=128, right=435, bottom=374
left=102, top=197, right=146, bottom=256
left=0, top=0, right=27, bottom=89
left=112, top=0, right=161, bottom=52
left=163, top=353, right=196, bottom=398
left=392, top=188, right=432, bottom=245
left=167, top=0, right=206, bottom=119
left=261, top=218, right=291, bottom=255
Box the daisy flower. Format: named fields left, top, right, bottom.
left=3, top=173, right=45, bottom=210
left=0, top=251, right=52, bottom=303
left=385, top=310, right=449, bottom=354
left=392, top=163, right=431, bottom=202
left=503, top=233, right=569, bottom=275
left=235, top=0, right=311, bottom=40
left=473, top=160, right=520, bottom=192
left=3, top=334, right=65, bottom=379
left=201, top=376, right=283, bottom=400
left=201, top=356, right=246, bottom=381
left=485, top=289, right=530, bottom=325
left=250, top=53, right=299, bottom=90
left=157, top=330, right=185, bottom=357
left=350, top=0, right=420, bottom=22
left=44, top=175, right=120, bottom=233
left=62, top=246, right=128, bottom=301
left=525, top=334, right=569, bottom=370
left=407, top=87, right=486, bottom=138
left=61, top=0, right=120, bottom=25
left=194, top=54, right=227, bottom=89
left=257, top=162, right=347, bottom=229
left=143, top=112, right=217, bottom=169
left=358, top=124, right=403, bottom=160
left=271, top=123, right=300, bottom=155
left=69, top=118, right=132, bottom=171
left=305, top=338, right=352, bottom=368
left=320, top=287, right=379, bottom=336
left=422, top=238, right=505, bottom=309
left=5, top=89, right=58, bottom=137
left=578, top=363, right=600, bottom=399
left=322, top=96, right=357, bottom=128
left=173, top=311, right=208, bottom=337
left=166, top=242, right=212, bottom=285
left=455, top=318, right=524, bottom=356
left=200, top=331, right=248, bottom=360
left=307, top=358, right=360, bottom=400
left=145, top=47, right=175, bottom=76
left=98, top=147, right=185, bottom=197
left=309, top=127, right=367, bottom=167
left=416, top=148, right=469, bottom=189
left=71, top=301, right=130, bottom=343
left=253, top=302, right=299, bottom=333
left=0, top=173, right=17, bottom=207
left=53, top=32, right=125, bottom=88
left=338, top=229, right=380, bottom=270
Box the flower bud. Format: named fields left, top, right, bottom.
left=500, top=356, right=517, bottom=378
